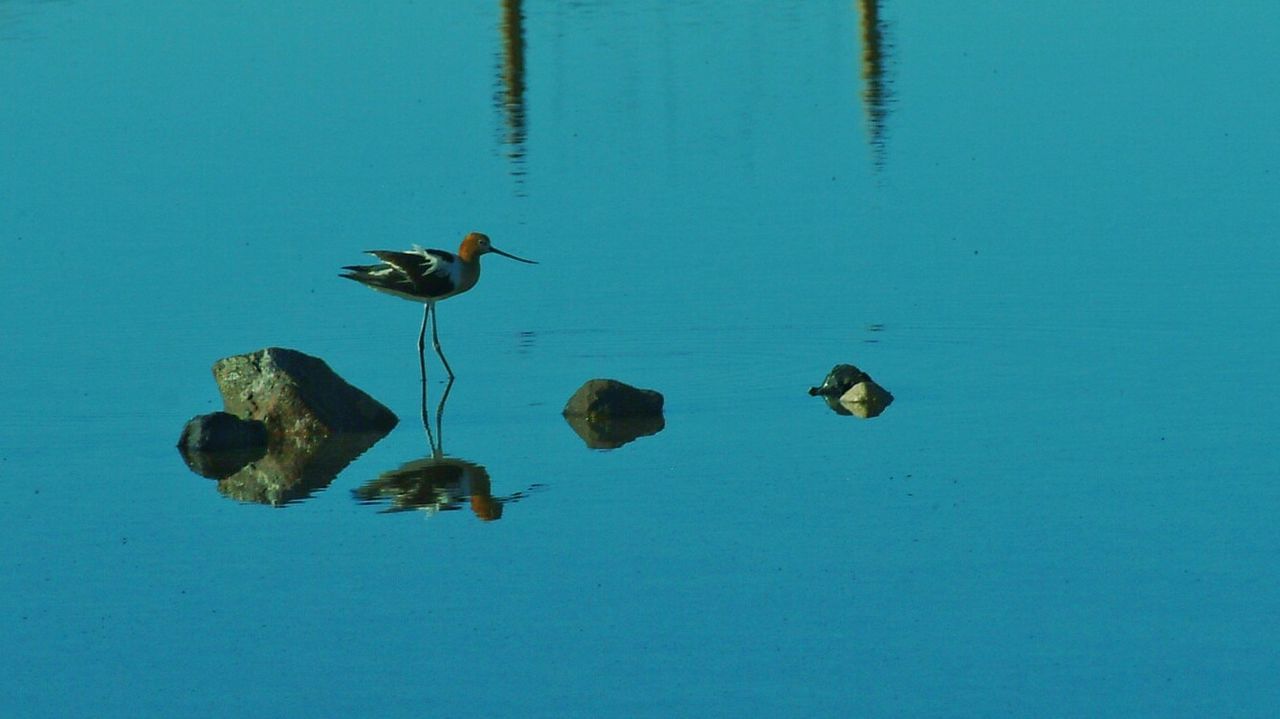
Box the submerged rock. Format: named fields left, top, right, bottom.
left=809, top=363, right=893, bottom=418
left=213, top=347, right=397, bottom=438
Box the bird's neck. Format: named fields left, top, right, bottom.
left=457, top=239, right=482, bottom=263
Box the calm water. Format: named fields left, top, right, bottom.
left=3, top=2, right=1279, bottom=716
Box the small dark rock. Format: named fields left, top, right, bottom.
left=177, top=412, right=268, bottom=478
left=563, top=379, right=664, bottom=419
left=180, top=447, right=267, bottom=480
left=808, top=364, right=871, bottom=397
left=178, top=411, right=267, bottom=453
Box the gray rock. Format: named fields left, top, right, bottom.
left=212, top=347, right=397, bottom=438
left=563, top=379, right=664, bottom=419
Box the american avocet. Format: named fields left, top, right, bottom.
left=341, top=232, right=536, bottom=379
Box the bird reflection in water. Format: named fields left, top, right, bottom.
left=352, top=448, right=504, bottom=519
left=352, top=379, right=541, bottom=519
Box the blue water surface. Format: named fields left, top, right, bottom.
left=2, top=2, right=1278, bottom=717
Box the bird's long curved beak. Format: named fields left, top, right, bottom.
left=490, top=246, right=538, bottom=264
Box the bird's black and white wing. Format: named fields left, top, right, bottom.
left=341, top=247, right=459, bottom=302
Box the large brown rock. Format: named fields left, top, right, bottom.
left=175, top=347, right=398, bottom=505
left=175, top=348, right=395, bottom=505
left=213, top=347, right=397, bottom=438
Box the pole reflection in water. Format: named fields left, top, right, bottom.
left=496, top=0, right=528, bottom=191
left=352, top=378, right=542, bottom=520
left=856, top=0, right=893, bottom=170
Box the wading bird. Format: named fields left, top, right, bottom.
left=341, top=232, right=536, bottom=379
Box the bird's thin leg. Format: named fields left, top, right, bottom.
left=420, top=368, right=435, bottom=449
left=418, top=304, right=431, bottom=383
left=419, top=306, right=433, bottom=447
left=435, top=377, right=455, bottom=455
left=430, top=305, right=456, bottom=379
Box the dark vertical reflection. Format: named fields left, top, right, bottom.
left=856, top=0, right=893, bottom=170
left=497, top=0, right=528, bottom=192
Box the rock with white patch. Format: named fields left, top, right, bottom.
left=809, top=363, right=893, bottom=418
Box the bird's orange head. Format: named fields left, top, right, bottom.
left=457, top=231, right=538, bottom=265
left=457, top=232, right=492, bottom=262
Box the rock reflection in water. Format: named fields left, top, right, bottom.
left=563, top=413, right=665, bottom=450
left=180, top=444, right=266, bottom=481
left=185, top=431, right=390, bottom=506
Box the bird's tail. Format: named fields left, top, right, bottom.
left=340, top=265, right=394, bottom=291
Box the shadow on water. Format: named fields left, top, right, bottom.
left=496, top=0, right=528, bottom=193
left=353, top=378, right=543, bottom=520
left=856, top=0, right=894, bottom=170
